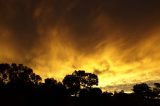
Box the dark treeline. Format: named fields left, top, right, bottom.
left=0, top=63, right=160, bottom=106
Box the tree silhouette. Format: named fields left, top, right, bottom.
left=153, top=83, right=160, bottom=98
left=72, top=70, right=98, bottom=88
left=45, top=78, right=57, bottom=86
left=63, top=74, right=80, bottom=96
left=133, top=83, right=152, bottom=99
left=63, top=70, right=98, bottom=96
left=43, top=78, right=65, bottom=96
left=0, top=63, right=160, bottom=106
left=0, top=63, right=42, bottom=85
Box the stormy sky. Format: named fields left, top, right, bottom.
left=0, top=0, right=160, bottom=91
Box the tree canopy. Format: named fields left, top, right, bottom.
left=63, top=70, right=98, bottom=96
left=0, top=63, right=42, bottom=85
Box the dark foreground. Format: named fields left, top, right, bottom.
left=0, top=91, right=160, bottom=106
left=0, top=63, right=160, bottom=106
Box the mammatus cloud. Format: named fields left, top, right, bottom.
left=0, top=0, right=160, bottom=91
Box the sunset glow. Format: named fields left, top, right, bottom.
left=0, top=0, right=160, bottom=92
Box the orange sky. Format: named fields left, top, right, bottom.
left=0, top=0, right=160, bottom=92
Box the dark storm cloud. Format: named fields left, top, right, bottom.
left=1, top=0, right=160, bottom=60
left=0, top=0, right=39, bottom=56
left=65, top=0, right=160, bottom=52
left=36, top=0, right=160, bottom=53
left=101, top=0, right=160, bottom=41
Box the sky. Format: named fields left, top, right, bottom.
left=0, top=0, right=160, bottom=92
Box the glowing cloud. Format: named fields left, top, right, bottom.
left=0, top=0, right=160, bottom=91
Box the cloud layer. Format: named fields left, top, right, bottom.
left=1, top=0, right=160, bottom=90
